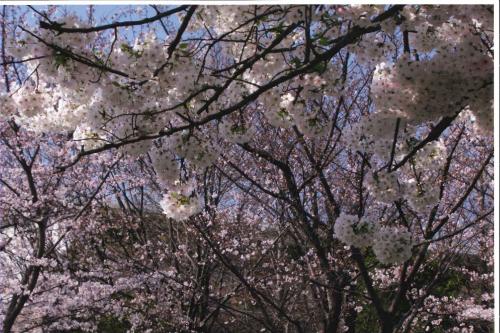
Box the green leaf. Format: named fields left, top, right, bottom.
left=53, top=51, right=70, bottom=68
left=291, top=57, right=302, bottom=68
left=120, top=43, right=142, bottom=58
left=318, top=37, right=330, bottom=46
left=312, top=61, right=327, bottom=73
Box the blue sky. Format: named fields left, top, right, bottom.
left=22, top=5, right=177, bottom=40
left=29, top=4, right=158, bottom=23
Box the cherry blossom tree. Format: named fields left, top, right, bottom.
left=0, top=4, right=494, bottom=333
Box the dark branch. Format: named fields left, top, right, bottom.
left=39, top=5, right=189, bottom=34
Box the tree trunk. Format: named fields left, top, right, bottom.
left=379, top=317, right=395, bottom=333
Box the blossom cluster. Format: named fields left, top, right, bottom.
left=334, top=213, right=412, bottom=265
left=0, top=5, right=493, bottom=332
